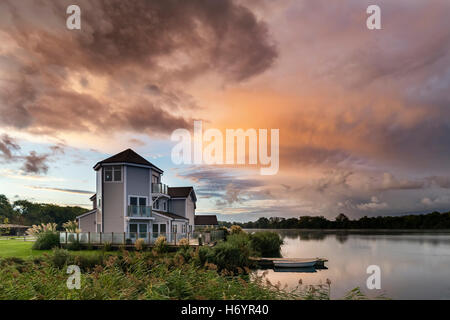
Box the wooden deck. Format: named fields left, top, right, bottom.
left=251, top=257, right=328, bottom=269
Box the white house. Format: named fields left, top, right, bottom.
left=76, top=149, right=205, bottom=242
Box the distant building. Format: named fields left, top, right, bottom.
left=194, top=215, right=219, bottom=229
left=0, top=224, right=30, bottom=236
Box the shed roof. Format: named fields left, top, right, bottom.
left=194, top=215, right=218, bottom=225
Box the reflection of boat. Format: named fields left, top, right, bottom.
left=273, top=259, right=317, bottom=268
left=274, top=267, right=317, bottom=273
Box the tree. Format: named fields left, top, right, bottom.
left=0, top=217, right=10, bottom=235
left=335, top=213, right=349, bottom=222
left=0, top=195, right=14, bottom=222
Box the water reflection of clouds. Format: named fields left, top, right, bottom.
left=257, top=230, right=450, bottom=299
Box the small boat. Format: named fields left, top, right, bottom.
left=273, top=259, right=317, bottom=268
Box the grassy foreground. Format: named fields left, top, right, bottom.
left=0, top=248, right=332, bottom=300
left=0, top=235, right=375, bottom=300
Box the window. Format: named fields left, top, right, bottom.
left=160, top=224, right=166, bottom=233
left=172, top=225, right=177, bottom=233
left=152, top=175, right=159, bottom=184
left=153, top=199, right=159, bottom=209
left=129, top=196, right=147, bottom=206
left=104, top=166, right=122, bottom=182
left=163, top=201, right=166, bottom=211
left=129, top=224, right=138, bottom=233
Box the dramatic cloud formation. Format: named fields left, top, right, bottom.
left=21, top=151, right=50, bottom=175
left=0, top=134, right=20, bottom=160
left=0, top=134, right=62, bottom=175
left=1, top=0, right=450, bottom=219
left=0, top=0, right=277, bottom=137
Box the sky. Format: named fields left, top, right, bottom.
left=1, top=0, right=450, bottom=222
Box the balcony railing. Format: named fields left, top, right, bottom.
left=152, top=183, right=168, bottom=195
left=127, top=205, right=152, bottom=217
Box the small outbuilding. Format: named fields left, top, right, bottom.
left=0, top=224, right=30, bottom=236
left=194, top=215, right=218, bottom=229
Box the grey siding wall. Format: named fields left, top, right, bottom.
left=96, top=169, right=102, bottom=232
left=170, top=199, right=186, bottom=217
left=103, top=167, right=125, bottom=232
left=186, top=195, right=195, bottom=228
left=126, top=166, right=150, bottom=201
left=79, top=212, right=96, bottom=232
left=151, top=171, right=161, bottom=183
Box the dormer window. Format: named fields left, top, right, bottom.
left=104, top=165, right=122, bottom=182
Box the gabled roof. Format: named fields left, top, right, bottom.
left=194, top=215, right=218, bottom=225
left=94, top=149, right=163, bottom=172
left=76, top=209, right=97, bottom=219
left=168, top=187, right=195, bottom=199
left=153, top=210, right=189, bottom=221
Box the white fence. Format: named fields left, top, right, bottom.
left=0, top=235, right=36, bottom=241
left=59, top=230, right=224, bottom=246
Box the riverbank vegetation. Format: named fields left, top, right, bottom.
left=0, top=247, right=332, bottom=300
left=221, top=211, right=450, bottom=229
left=0, top=231, right=378, bottom=300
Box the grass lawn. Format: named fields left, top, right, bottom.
left=0, top=240, right=48, bottom=258
left=0, top=240, right=114, bottom=259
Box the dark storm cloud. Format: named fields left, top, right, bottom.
left=0, top=134, right=64, bottom=175
left=176, top=166, right=265, bottom=205
left=0, top=134, right=21, bottom=160
left=21, top=151, right=49, bottom=174
left=0, top=0, right=277, bottom=136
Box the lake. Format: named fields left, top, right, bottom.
left=249, top=229, right=450, bottom=299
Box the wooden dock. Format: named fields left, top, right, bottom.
left=251, top=257, right=328, bottom=269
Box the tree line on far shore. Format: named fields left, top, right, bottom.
left=0, top=194, right=85, bottom=230
left=219, top=211, right=450, bottom=229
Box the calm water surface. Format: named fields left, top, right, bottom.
left=250, top=229, right=450, bottom=299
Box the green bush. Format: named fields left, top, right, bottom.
left=249, top=231, right=283, bottom=257
left=32, top=231, right=60, bottom=250
left=196, top=234, right=254, bottom=271
left=49, top=248, right=72, bottom=268
left=67, top=240, right=83, bottom=251
left=103, top=241, right=112, bottom=251
left=154, top=236, right=168, bottom=253
left=73, top=254, right=105, bottom=271
left=175, top=247, right=194, bottom=263
left=196, top=246, right=214, bottom=266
